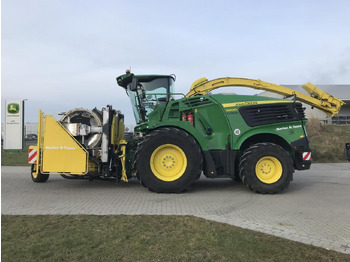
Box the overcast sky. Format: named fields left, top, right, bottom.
left=2, top=0, right=350, bottom=126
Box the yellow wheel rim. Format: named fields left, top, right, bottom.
left=255, top=156, right=282, bottom=184
left=150, top=144, right=187, bottom=182
left=32, top=172, right=38, bottom=179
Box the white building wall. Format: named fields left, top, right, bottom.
left=24, top=123, right=38, bottom=135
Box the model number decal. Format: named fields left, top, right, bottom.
left=45, top=146, right=76, bottom=150
left=276, top=125, right=302, bottom=131
left=223, top=100, right=293, bottom=108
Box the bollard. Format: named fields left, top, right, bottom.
left=346, top=143, right=350, bottom=162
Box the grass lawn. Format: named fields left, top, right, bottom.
left=2, top=215, right=349, bottom=262
left=1, top=146, right=30, bottom=166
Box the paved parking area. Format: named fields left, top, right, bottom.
left=2, top=163, right=350, bottom=254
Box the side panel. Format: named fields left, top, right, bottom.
left=234, top=122, right=307, bottom=150
left=193, top=103, right=232, bottom=150
left=210, top=94, right=308, bottom=150
left=41, top=116, right=88, bottom=174
left=144, top=96, right=232, bottom=151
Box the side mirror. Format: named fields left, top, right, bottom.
left=130, top=78, right=139, bottom=91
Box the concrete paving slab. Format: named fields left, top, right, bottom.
left=1, top=163, right=350, bottom=254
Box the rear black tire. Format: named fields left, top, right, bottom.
left=31, top=165, right=49, bottom=182
left=135, top=128, right=202, bottom=193
left=239, top=143, right=294, bottom=194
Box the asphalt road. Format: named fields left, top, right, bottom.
left=2, top=163, right=350, bottom=254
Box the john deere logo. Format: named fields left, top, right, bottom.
left=8, top=103, right=20, bottom=114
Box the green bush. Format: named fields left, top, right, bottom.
left=306, top=118, right=350, bottom=162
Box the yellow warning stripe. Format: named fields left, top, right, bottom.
left=222, top=100, right=293, bottom=108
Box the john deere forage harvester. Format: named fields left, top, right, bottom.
left=29, top=70, right=344, bottom=194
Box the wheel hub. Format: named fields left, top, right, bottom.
left=162, top=156, right=176, bottom=169
left=260, top=162, right=272, bottom=174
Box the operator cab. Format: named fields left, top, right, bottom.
left=117, top=71, right=175, bottom=123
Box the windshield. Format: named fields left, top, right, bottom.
left=127, top=77, right=175, bottom=123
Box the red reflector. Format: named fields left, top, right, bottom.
left=302, top=152, right=311, bottom=161
left=28, top=148, right=37, bottom=164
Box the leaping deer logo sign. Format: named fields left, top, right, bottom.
left=8, top=103, right=20, bottom=114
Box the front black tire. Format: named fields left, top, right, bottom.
left=135, top=128, right=202, bottom=193
left=239, top=143, right=294, bottom=194
left=31, top=165, right=49, bottom=182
